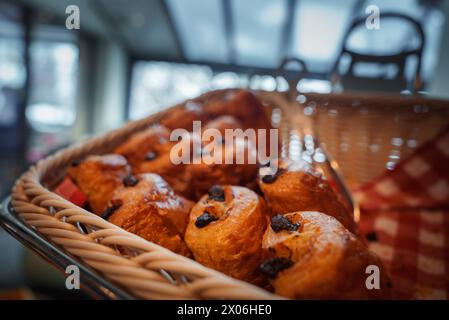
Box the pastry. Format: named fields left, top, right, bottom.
left=188, top=136, right=259, bottom=199
left=205, top=90, right=271, bottom=131
left=105, top=173, right=193, bottom=257
left=202, top=115, right=243, bottom=137
left=205, top=90, right=275, bottom=157
left=67, top=154, right=131, bottom=214
left=160, top=100, right=209, bottom=131
left=261, top=211, right=391, bottom=299
left=257, top=159, right=358, bottom=234
left=184, top=185, right=269, bottom=284
left=114, top=125, right=172, bottom=167
left=114, top=125, right=192, bottom=198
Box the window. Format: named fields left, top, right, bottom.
left=129, top=61, right=213, bottom=120
left=165, top=0, right=444, bottom=81
left=290, top=0, right=357, bottom=73
left=346, top=0, right=445, bottom=82
left=0, top=4, right=25, bottom=128
left=27, top=37, right=79, bottom=131
left=0, top=2, right=25, bottom=197
left=232, top=0, right=287, bottom=67
left=25, top=24, right=79, bottom=162
left=166, top=0, right=228, bottom=63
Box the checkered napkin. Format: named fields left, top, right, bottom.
left=53, top=176, right=86, bottom=207
left=353, top=124, right=449, bottom=300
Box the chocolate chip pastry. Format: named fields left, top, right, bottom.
left=105, top=173, right=193, bottom=257
left=67, top=154, right=131, bottom=215
left=184, top=185, right=269, bottom=285
left=261, top=211, right=391, bottom=299
left=257, top=158, right=358, bottom=235
left=202, top=115, right=243, bottom=138
left=114, top=125, right=172, bottom=167
left=205, top=90, right=272, bottom=132
left=160, top=100, right=209, bottom=131
left=204, top=90, right=275, bottom=155
left=187, top=136, right=259, bottom=199
left=113, top=117, right=254, bottom=201
left=114, top=125, right=192, bottom=198
left=161, top=90, right=272, bottom=135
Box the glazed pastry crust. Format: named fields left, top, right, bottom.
left=205, top=90, right=271, bottom=131
left=205, top=90, right=274, bottom=155
left=188, top=137, right=259, bottom=199
left=114, top=125, right=193, bottom=198
left=161, top=90, right=272, bottom=133
left=185, top=186, right=269, bottom=284
left=160, top=101, right=209, bottom=131
left=258, top=159, right=358, bottom=235
left=108, top=173, right=193, bottom=257
left=67, top=154, right=131, bottom=215
left=114, top=125, right=172, bottom=166
left=263, top=211, right=391, bottom=299
left=202, top=115, right=243, bottom=137
left=135, top=156, right=192, bottom=199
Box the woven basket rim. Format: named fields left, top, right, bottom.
left=303, top=91, right=449, bottom=109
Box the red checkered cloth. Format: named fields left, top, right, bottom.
left=353, top=124, right=449, bottom=300
left=53, top=176, right=86, bottom=207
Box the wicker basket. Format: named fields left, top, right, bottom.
left=10, top=88, right=448, bottom=299
left=302, top=92, right=449, bottom=188
left=11, top=89, right=337, bottom=300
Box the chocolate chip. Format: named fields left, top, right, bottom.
left=260, top=257, right=294, bottom=278
left=71, top=159, right=82, bottom=167
left=195, top=211, right=218, bottom=228
left=208, top=185, right=225, bottom=202
left=261, top=168, right=285, bottom=184
left=271, top=214, right=300, bottom=232
left=101, top=204, right=121, bottom=220
left=145, top=151, right=158, bottom=161
left=123, top=175, right=138, bottom=187
left=262, top=175, right=276, bottom=183
left=366, top=231, right=378, bottom=242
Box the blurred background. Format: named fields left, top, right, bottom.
left=0, top=0, right=448, bottom=298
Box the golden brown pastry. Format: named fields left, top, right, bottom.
left=105, top=173, right=193, bottom=257
left=114, top=125, right=172, bottom=167
left=257, top=159, right=358, bottom=235
left=202, top=115, right=243, bottom=137
left=204, top=91, right=278, bottom=159
left=185, top=185, right=269, bottom=284
left=205, top=90, right=271, bottom=131
left=160, top=100, right=209, bottom=131
left=114, top=125, right=193, bottom=199
left=187, top=136, right=259, bottom=199
left=161, top=90, right=271, bottom=133
left=261, top=211, right=391, bottom=299
left=67, top=154, right=131, bottom=215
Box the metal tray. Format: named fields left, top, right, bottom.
left=0, top=197, right=134, bottom=299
